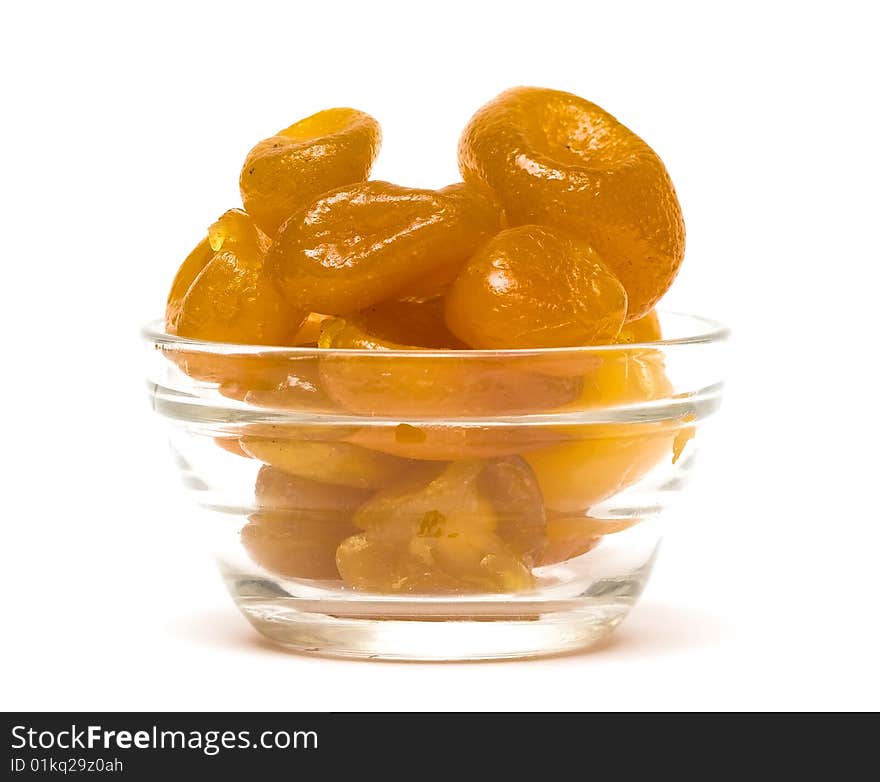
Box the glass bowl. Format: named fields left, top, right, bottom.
left=142, top=311, right=727, bottom=660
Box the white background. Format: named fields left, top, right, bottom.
left=2, top=0, right=878, bottom=710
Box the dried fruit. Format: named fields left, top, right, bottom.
left=536, top=515, right=640, bottom=566
left=445, top=225, right=627, bottom=349
left=616, top=309, right=662, bottom=344
left=242, top=512, right=356, bottom=580
left=240, top=437, right=416, bottom=490
left=254, top=464, right=370, bottom=514
left=459, top=86, right=684, bottom=319
left=266, top=181, right=502, bottom=315
left=318, top=316, right=580, bottom=417
left=240, top=465, right=370, bottom=580
left=336, top=461, right=534, bottom=593
left=165, top=209, right=300, bottom=346
left=348, top=297, right=465, bottom=349
left=240, top=108, right=381, bottom=235
left=347, top=423, right=561, bottom=462
left=524, top=350, right=677, bottom=512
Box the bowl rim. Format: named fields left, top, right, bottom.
left=142, top=310, right=730, bottom=358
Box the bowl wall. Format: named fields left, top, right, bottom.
left=144, top=312, right=727, bottom=659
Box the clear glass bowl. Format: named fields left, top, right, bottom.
left=143, top=312, right=727, bottom=660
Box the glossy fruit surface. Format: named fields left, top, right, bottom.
left=266, top=181, right=503, bottom=315
left=617, top=309, right=662, bottom=344
left=166, top=237, right=213, bottom=329
left=458, top=86, right=684, bottom=319
left=240, top=108, right=380, bottom=235
left=445, top=225, right=627, bottom=349
left=165, top=209, right=299, bottom=346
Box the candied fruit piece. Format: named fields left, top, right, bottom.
left=337, top=460, right=534, bottom=594
left=166, top=209, right=301, bottom=346
left=672, top=426, right=696, bottom=464
left=348, top=423, right=563, bottom=462
left=166, top=237, right=213, bottom=328
left=335, top=535, right=404, bottom=591
left=240, top=108, right=381, bottom=235
left=349, top=297, right=465, bottom=349
left=577, top=348, right=673, bottom=407
left=318, top=317, right=580, bottom=417
left=335, top=534, right=485, bottom=593
left=336, top=528, right=532, bottom=594
left=617, top=309, right=662, bottom=344
left=354, top=460, right=492, bottom=539
left=525, top=349, right=680, bottom=512
left=391, top=183, right=507, bottom=301
left=538, top=515, right=639, bottom=566
left=242, top=511, right=357, bottom=580
left=266, top=181, right=503, bottom=315
left=318, top=316, right=410, bottom=350
left=526, top=423, right=677, bottom=513
left=255, top=464, right=370, bottom=514
left=240, top=436, right=417, bottom=490
left=217, top=354, right=338, bottom=412
left=459, top=86, right=685, bottom=319
left=477, top=456, right=547, bottom=566
left=288, top=312, right=332, bottom=346
left=427, top=532, right=533, bottom=592
left=243, top=465, right=368, bottom=581
left=445, top=225, right=627, bottom=349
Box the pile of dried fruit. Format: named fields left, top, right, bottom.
left=165, top=87, right=689, bottom=593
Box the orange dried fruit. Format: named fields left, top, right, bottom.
left=524, top=349, right=680, bottom=513
left=337, top=460, right=534, bottom=594
left=616, top=309, right=662, bottom=344
left=165, top=237, right=213, bottom=329
left=254, top=464, right=370, bottom=514
left=535, top=515, right=636, bottom=566
left=266, top=181, right=503, bottom=315
left=477, top=456, right=547, bottom=567
left=672, top=426, right=696, bottom=464
left=577, top=347, right=673, bottom=408
left=353, top=461, right=493, bottom=540
left=459, top=86, right=684, bottom=319
left=287, top=312, right=332, bottom=346
left=165, top=209, right=301, bottom=346
left=217, top=354, right=338, bottom=413
left=240, top=436, right=416, bottom=490
left=347, top=423, right=562, bottom=462
left=241, top=465, right=370, bottom=581
left=349, top=297, right=466, bottom=349
left=240, top=108, right=381, bottom=235
left=444, top=225, right=627, bottom=349
left=317, top=316, right=581, bottom=417
left=242, top=512, right=357, bottom=580
left=525, top=424, right=677, bottom=514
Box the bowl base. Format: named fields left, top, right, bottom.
left=233, top=595, right=636, bottom=661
